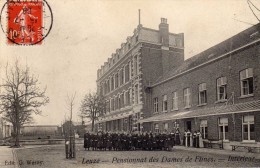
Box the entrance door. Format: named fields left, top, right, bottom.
left=186, top=121, right=192, bottom=131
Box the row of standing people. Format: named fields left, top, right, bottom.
left=83, top=130, right=182, bottom=151
left=83, top=129, right=204, bottom=151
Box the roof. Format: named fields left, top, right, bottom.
left=153, top=23, right=260, bottom=86
left=139, top=100, right=260, bottom=123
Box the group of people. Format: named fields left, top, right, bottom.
left=183, top=130, right=204, bottom=148
left=83, top=129, right=204, bottom=151
left=83, top=130, right=181, bottom=151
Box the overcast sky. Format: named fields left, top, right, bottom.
left=0, top=0, right=259, bottom=125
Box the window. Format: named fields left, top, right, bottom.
left=242, top=115, right=255, bottom=141
left=184, top=88, right=191, bottom=108
left=106, top=100, right=110, bottom=113
left=172, top=92, right=178, bottom=110
left=217, top=77, right=227, bottom=101
left=134, top=55, right=138, bottom=76
left=164, top=123, right=169, bottom=132
left=199, top=83, right=207, bottom=105
left=110, top=98, right=114, bottom=111
left=100, top=83, right=103, bottom=96
left=111, top=76, right=114, bottom=91
left=134, top=84, right=139, bottom=104
left=154, top=123, right=159, bottom=133
left=120, top=93, right=124, bottom=108
left=118, top=95, right=121, bottom=109
left=123, top=91, right=126, bottom=107
left=240, top=68, right=253, bottom=96
left=106, top=80, right=110, bottom=93
left=115, top=73, right=119, bottom=88
left=129, top=62, right=132, bottom=80
left=219, top=118, right=228, bottom=140
left=103, top=81, right=106, bottom=95
left=125, top=64, right=129, bottom=83
left=125, top=89, right=131, bottom=106
left=119, top=69, right=124, bottom=86
left=200, top=120, right=208, bottom=139
left=162, top=95, right=168, bottom=112
left=115, top=96, right=118, bottom=110
left=153, top=97, right=158, bottom=113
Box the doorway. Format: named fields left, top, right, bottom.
left=186, top=120, right=192, bottom=131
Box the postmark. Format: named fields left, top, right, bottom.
left=0, top=0, right=53, bottom=45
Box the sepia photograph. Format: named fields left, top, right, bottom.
left=0, top=0, right=260, bottom=167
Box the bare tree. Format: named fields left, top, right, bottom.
left=65, top=92, right=76, bottom=136
left=80, top=92, right=106, bottom=132
left=0, top=61, right=49, bottom=147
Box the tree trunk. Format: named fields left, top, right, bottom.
left=91, top=119, right=95, bottom=132
left=14, top=124, right=20, bottom=147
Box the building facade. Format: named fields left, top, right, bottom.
left=21, top=125, right=60, bottom=137
left=96, top=18, right=260, bottom=147
left=141, top=23, right=260, bottom=148
left=96, top=18, right=184, bottom=132
left=0, top=118, right=12, bottom=139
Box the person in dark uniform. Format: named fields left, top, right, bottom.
left=142, top=133, right=148, bottom=150
left=122, top=133, right=127, bottom=150
left=117, top=133, right=123, bottom=151
left=102, top=132, right=107, bottom=150
left=137, top=133, right=143, bottom=150
left=155, top=133, right=160, bottom=150
left=147, top=133, right=153, bottom=150
left=127, top=133, right=132, bottom=150
left=92, top=133, right=98, bottom=150
left=106, top=132, right=113, bottom=150
left=187, top=130, right=191, bottom=147
left=112, top=133, right=117, bottom=151
left=159, top=133, right=165, bottom=150
left=175, top=128, right=181, bottom=145
left=164, top=133, right=170, bottom=151
left=152, top=133, right=158, bottom=150
left=196, top=131, right=200, bottom=148
left=132, top=133, right=138, bottom=150
left=84, top=131, right=91, bottom=150
left=97, top=131, right=103, bottom=150
left=168, top=131, right=175, bottom=151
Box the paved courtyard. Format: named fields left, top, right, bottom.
left=4, top=145, right=258, bottom=168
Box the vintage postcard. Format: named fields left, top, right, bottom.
left=0, top=0, right=260, bottom=167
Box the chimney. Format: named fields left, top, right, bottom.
left=159, top=18, right=169, bottom=47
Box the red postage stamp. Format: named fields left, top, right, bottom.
left=8, top=1, right=42, bottom=44
left=0, top=0, right=53, bottom=45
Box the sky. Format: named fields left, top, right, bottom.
left=0, top=0, right=259, bottom=125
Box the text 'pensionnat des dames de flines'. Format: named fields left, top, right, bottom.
left=81, top=155, right=260, bottom=164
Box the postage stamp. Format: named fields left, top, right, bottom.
left=0, top=0, right=53, bottom=45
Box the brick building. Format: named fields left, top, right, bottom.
left=140, top=23, right=260, bottom=148
left=96, top=18, right=260, bottom=147
left=0, top=118, right=12, bottom=139
left=96, top=18, right=184, bottom=132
